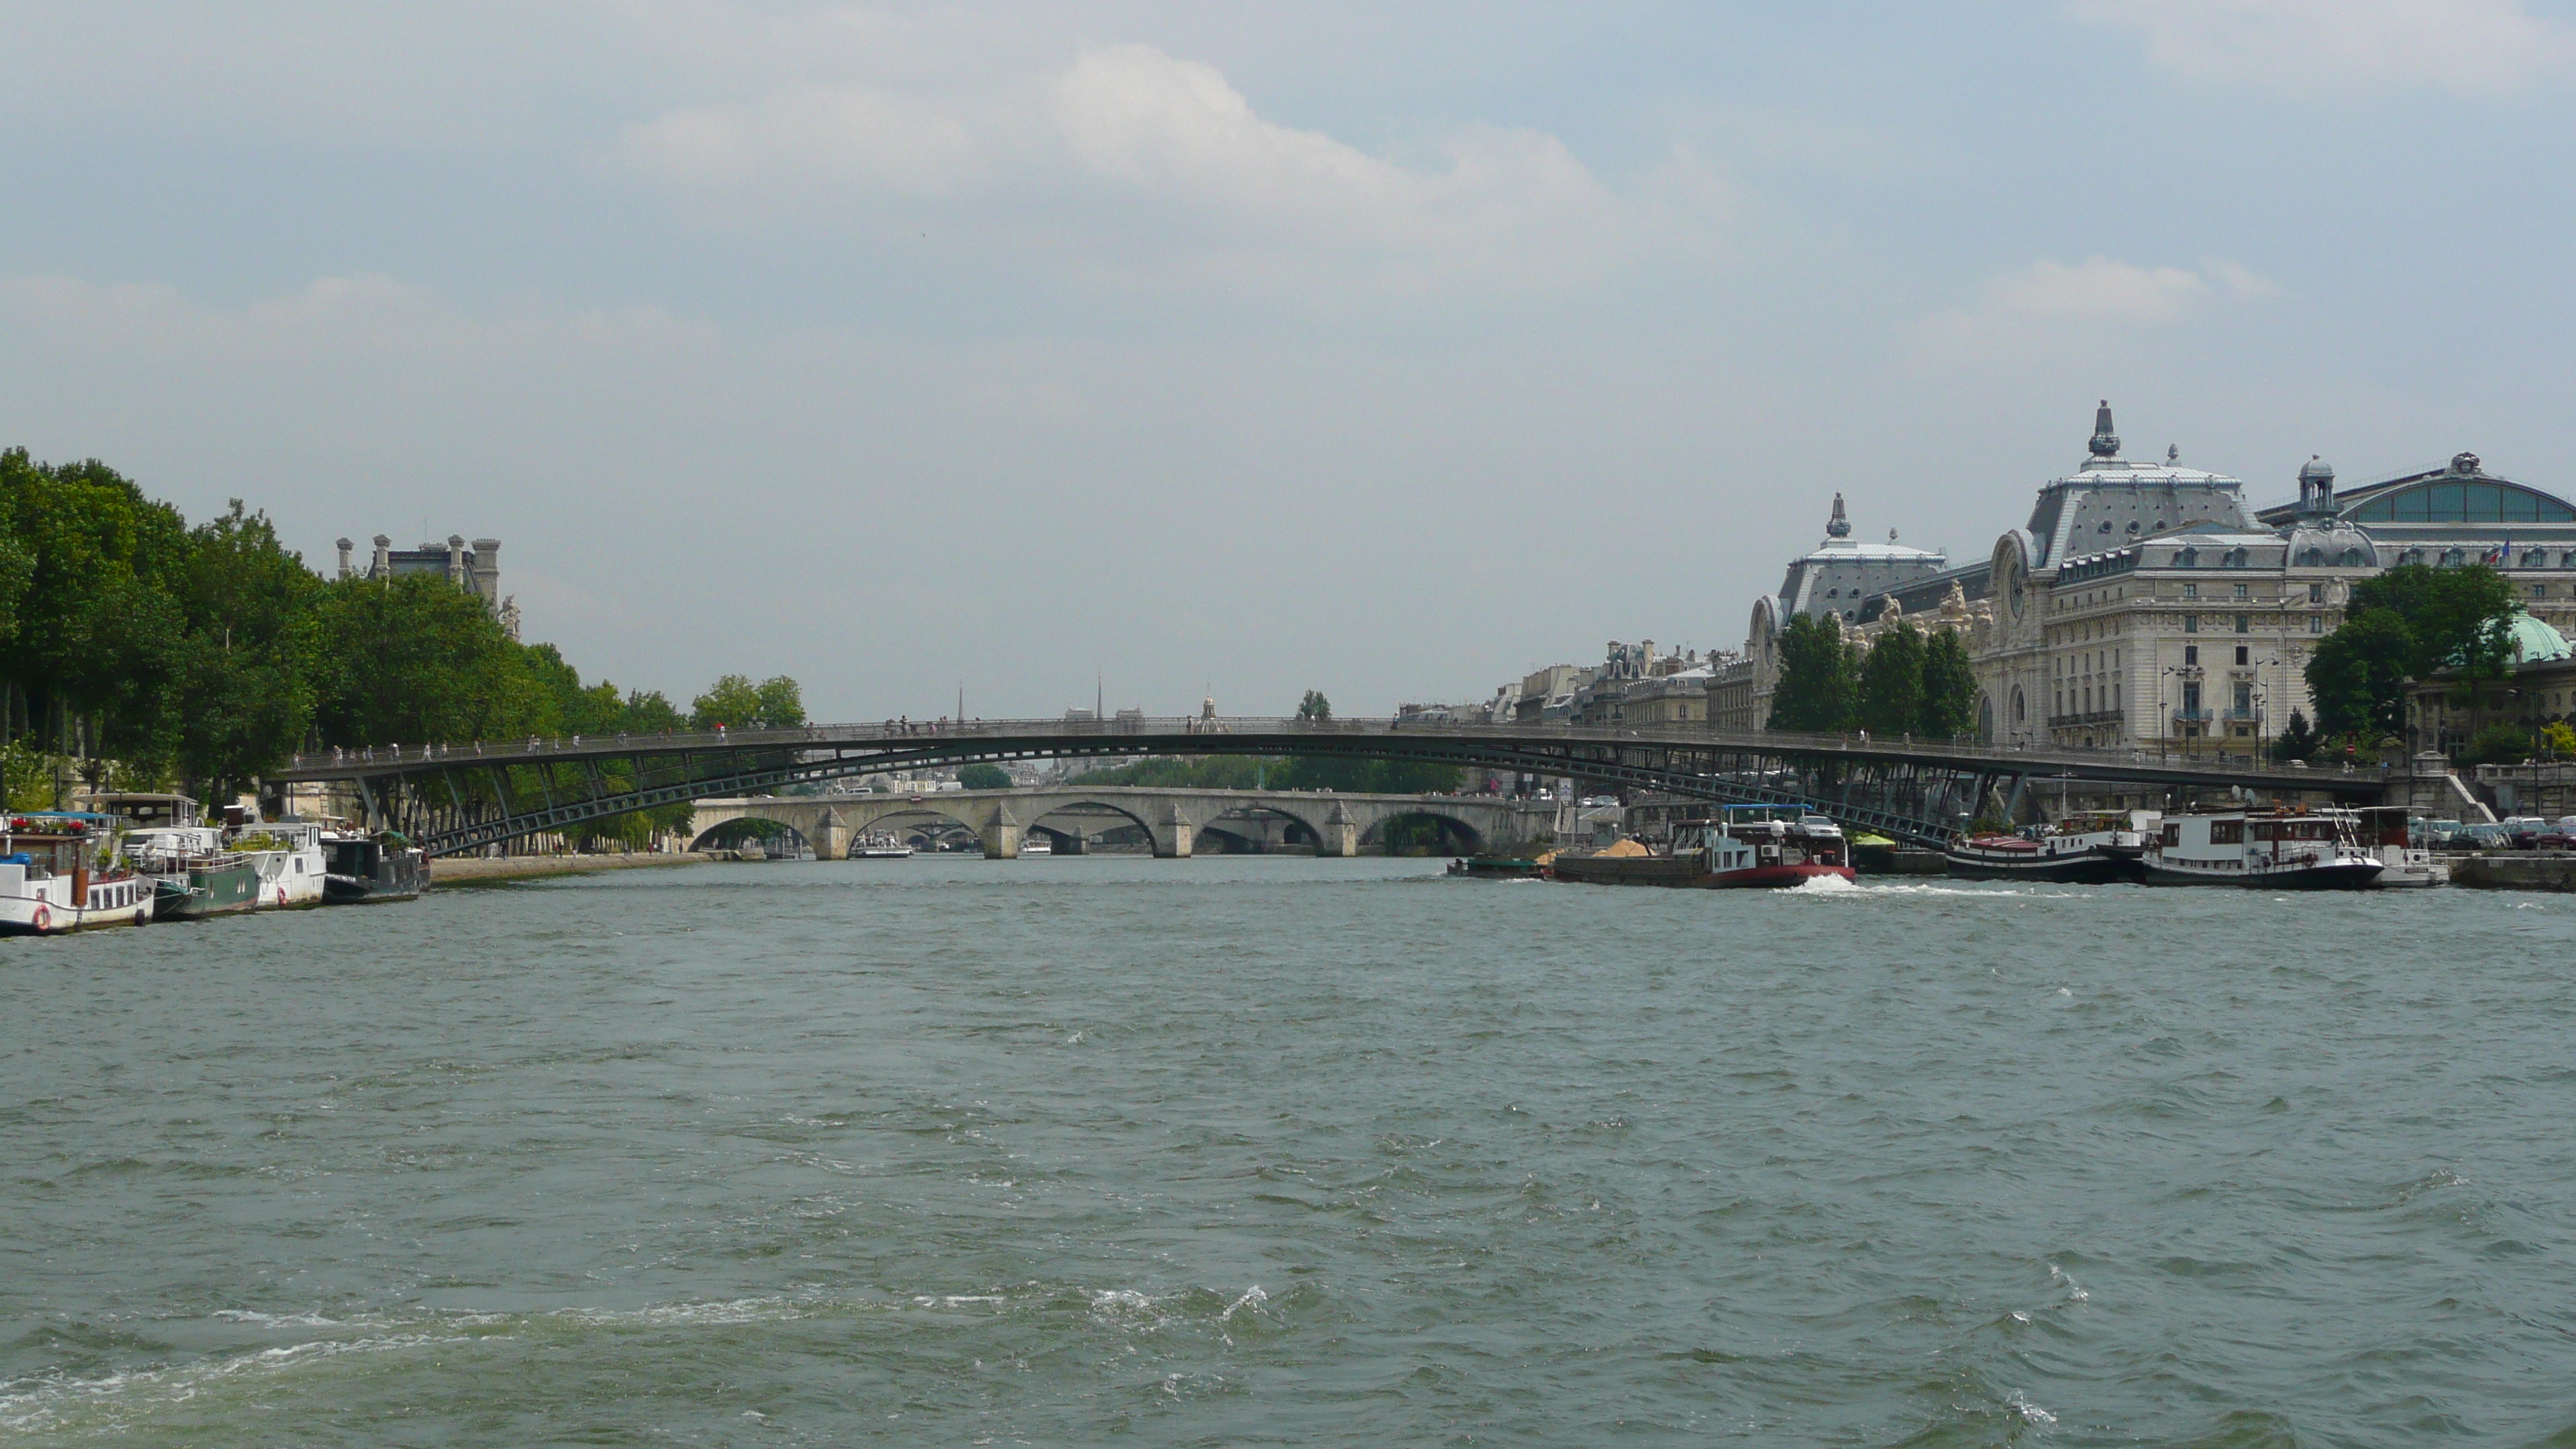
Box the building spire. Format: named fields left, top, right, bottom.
left=1825, top=492, right=1852, bottom=538
left=2089, top=399, right=2120, bottom=459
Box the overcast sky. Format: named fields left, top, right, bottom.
left=5, top=1, right=2572, bottom=719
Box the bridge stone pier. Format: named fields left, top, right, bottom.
left=688, top=786, right=1539, bottom=860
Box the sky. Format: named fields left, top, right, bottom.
left=5, top=1, right=2573, bottom=721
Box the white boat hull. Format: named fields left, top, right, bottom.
left=0, top=875, right=154, bottom=934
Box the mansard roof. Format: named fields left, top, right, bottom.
left=2252, top=454, right=2576, bottom=528
left=2021, top=405, right=2248, bottom=567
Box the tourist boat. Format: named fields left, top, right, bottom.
left=1019, top=835, right=1053, bottom=856
left=322, top=829, right=429, bottom=903
left=2146, top=806, right=2385, bottom=889
left=125, top=822, right=262, bottom=920
left=1944, top=810, right=2153, bottom=884
left=2354, top=806, right=2447, bottom=888
left=1548, top=807, right=1855, bottom=889
left=232, top=820, right=329, bottom=909
left=0, top=812, right=152, bottom=933
left=849, top=831, right=915, bottom=859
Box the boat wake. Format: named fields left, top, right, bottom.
left=1787, top=873, right=1862, bottom=893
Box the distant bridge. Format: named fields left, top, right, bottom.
left=272, top=715, right=2386, bottom=857
left=690, top=786, right=1544, bottom=859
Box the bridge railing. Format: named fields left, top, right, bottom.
left=283, top=714, right=2366, bottom=783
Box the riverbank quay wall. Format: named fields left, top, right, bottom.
left=689, top=787, right=1549, bottom=860
left=268, top=716, right=2393, bottom=857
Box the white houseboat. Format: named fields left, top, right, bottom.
left=0, top=812, right=152, bottom=934
left=2146, top=806, right=2385, bottom=889
left=235, top=820, right=329, bottom=909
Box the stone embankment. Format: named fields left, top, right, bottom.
left=434, top=852, right=713, bottom=886
left=2448, top=855, right=2576, bottom=892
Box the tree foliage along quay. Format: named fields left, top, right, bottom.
left=0, top=448, right=798, bottom=841
left=1768, top=614, right=1979, bottom=738
left=2304, top=563, right=2519, bottom=742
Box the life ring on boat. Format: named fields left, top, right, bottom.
left=276, top=885, right=290, bottom=908
left=31, top=904, right=51, bottom=932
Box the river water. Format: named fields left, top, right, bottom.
left=5, top=857, right=2576, bottom=1445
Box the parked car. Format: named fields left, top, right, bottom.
left=2461, top=823, right=2515, bottom=851
left=2502, top=816, right=2553, bottom=848
left=2537, top=832, right=2576, bottom=852
left=2415, top=817, right=2467, bottom=849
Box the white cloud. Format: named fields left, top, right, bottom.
left=2071, top=0, right=2574, bottom=94
left=1994, top=256, right=2257, bottom=323
left=615, top=36, right=1722, bottom=293
left=1912, top=255, right=2272, bottom=358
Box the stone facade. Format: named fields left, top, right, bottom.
left=1733, top=404, right=2576, bottom=755
left=337, top=533, right=518, bottom=639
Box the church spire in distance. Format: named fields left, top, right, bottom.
left=1825, top=492, right=1852, bottom=538
left=2089, top=400, right=2121, bottom=459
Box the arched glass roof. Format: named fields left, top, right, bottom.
left=2344, top=479, right=2576, bottom=523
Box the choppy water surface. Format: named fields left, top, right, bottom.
left=6, top=858, right=2576, bottom=1445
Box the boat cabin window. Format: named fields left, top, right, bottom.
left=2161, top=824, right=2180, bottom=846
left=2251, top=820, right=2331, bottom=841
left=2208, top=820, right=2244, bottom=844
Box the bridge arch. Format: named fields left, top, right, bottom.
left=1021, top=796, right=1165, bottom=853
left=1359, top=809, right=1486, bottom=856
left=862, top=804, right=984, bottom=851
left=688, top=815, right=810, bottom=855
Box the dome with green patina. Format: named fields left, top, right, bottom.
left=2503, top=612, right=2573, bottom=665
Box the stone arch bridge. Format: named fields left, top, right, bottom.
left=690, top=786, right=1542, bottom=859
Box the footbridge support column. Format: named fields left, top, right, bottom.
left=981, top=803, right=1020, bottom=860
left=1317, top=800, right=1358, bottom=858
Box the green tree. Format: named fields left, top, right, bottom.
left=622, top=688, right=687, bottom=733
left=755, top=675, right=806, bottom=728
left=311, top=573, right=548, bottom=747
left=690, top=674, right=761, bottom=729
left=1858, top=622, right=1926, bottom=737
left=0, top=450, right=188, bottom=760
left=1297, top=689, right=1331, bottom=721
left=1071, top=755, right=1279, bottom=789
left=1767, top=612, right=1858, bottom=732
left=2352, top=564, right=2519, bottom=677
left=1918, top=629, right=1979, bottom=739
left=957, top=763, right=1012, bottom=790
left=169, top=501, right=324, bottom=799
left=2461, top=720, right=2534, bottom=766
left=2305, top=564, right=2517, bottom=738
left=2275, top=709, right=2320, bottom=762
left=691, top=673, right=805, bottom=729
left=1274, top=756, right=1461, bottom=793
left=2306, top=608, right=2416, bottom=738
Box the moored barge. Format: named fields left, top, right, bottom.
left=1944, top=810, right=2152, bottom=884
left=1549, top=807, right=1855, bottom=889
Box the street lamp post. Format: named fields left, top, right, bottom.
left=2160, top=665, right=2191, bottom=765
